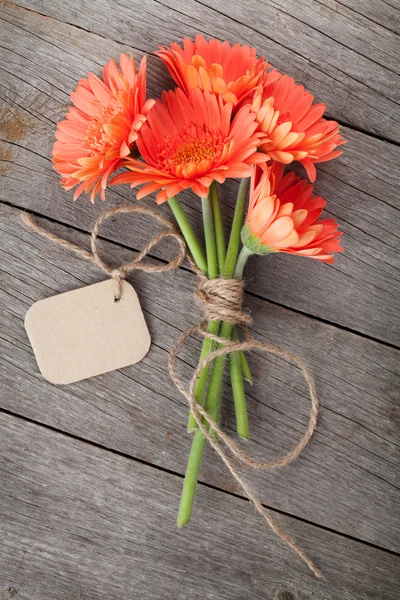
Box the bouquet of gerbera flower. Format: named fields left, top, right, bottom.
left=53, top=35, right=344, bottom=574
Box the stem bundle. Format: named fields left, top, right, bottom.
left=168, top=179, right=253, bottom=527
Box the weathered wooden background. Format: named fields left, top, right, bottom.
left=0, top=0, right=399, bottom=598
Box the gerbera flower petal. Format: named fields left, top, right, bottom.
left=301, top=158, right=317, bottom=182
left=157, top=35, right=268, bottom=109
left=53, top=53, right=154, bottom=202
left=88, top=72, right=113, bottom=105
left=243, top=163, right=343, bottom=263
left=260, top=217, right=294, bottom=245
left=111, top=88, right=267, bottom=202
left=253, top=72, right=346, bottom=179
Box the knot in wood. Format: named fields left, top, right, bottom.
left=195, top=275, right=252, bottom=325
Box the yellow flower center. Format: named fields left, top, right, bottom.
left=171, top=140, right=217, bottom=166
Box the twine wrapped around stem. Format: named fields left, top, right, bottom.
left=21, top=205, right=322, bottom=579
left=169, top=274, right=322, bottom=579
left=195, top=275, right=252, bottom=326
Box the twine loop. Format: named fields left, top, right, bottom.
left=168, top=325, right=321, bottom=579
left=21, top=204, right=321, bottom=578
left=195, top=275, right=252, bottom=325
left=22, top=205, right=186, bottom=300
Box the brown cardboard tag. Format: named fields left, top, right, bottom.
left=24, top=280, right=151, bottom=384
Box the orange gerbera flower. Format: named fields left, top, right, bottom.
left=242, top=163, right=343, bottom=263
left=252, top=72, right=346, bottom=181
left=53, top=54, right=155, bottom=202
left=111, top=87, right=268, bottom=203
left=157, top=35, right=267, bottom=107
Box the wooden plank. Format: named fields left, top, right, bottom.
left=1, top=133, right=399, bottom=349
left=244, top=126, right=400, bottom=346
left=321, top=0, right=400, bottom=36
left=6, top=0, right=400, bottom=143
left=0, top=411, right=399, bottom=600
left=260, top=0, right=400, bottom=72
left=1, top=205, right=399, bottom=553
left=0, top=6, right=399, bottom=345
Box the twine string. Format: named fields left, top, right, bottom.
left=168, top=286, right=322, bottom=579
left=22, top=205, right=186, bottom=300
left=195, top=274, right=252, bottom=325
left=169, top=323, right=319, bottom=471
left=21, top=206, right=321, bottom=578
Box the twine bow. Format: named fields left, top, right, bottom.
left=22, top=205, right=186, bottom=300
left=22, top=205, right=321, bottom=579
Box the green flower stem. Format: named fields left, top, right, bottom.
left=167, top=194, right=219, bottom=438
left=230, top=351, right=248, bottom=438
left=209, top=182, right=226, bottom=272
left=239, top=350, right=253, bottom=383
left=187, top=320, right=220, bottom=432
left=205, top=178, right=250, bottom=441
left=186, top=196, right=219, bottom=432
left=176, top=430, right=206, bottom=527
left=178, top=191, right=221, bottom=527
left=201, top=195, right=219, bottom=279
left=227, top=245, right=254, bottom=438
left=177, top=179, right=251, bottom=526
left=234, top=245, right=253, bottom=279
left=232, top=327, right=253, bottom=385
left=223, top=178, right=249, bottom=277
left=231, top=323, right=254, bottom=438
left=227, top=183, right=253, bottom=391
left=204, top=320, right=233, bottom=439
left=187, top=184, right=226, bottom=432
left=168, top=196, right=208, bottom=275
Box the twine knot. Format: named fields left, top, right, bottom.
left=111, top=268, right=124, bottom=279
left=195, top=275, right=252, bottom=326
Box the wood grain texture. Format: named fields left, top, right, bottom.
left=6, top=0, right=400, bottom=143
left=1, top=0, right=399, bottom=595
left=0, top=0, right=399, bottom=345
left=1, top=206, right=399, bottom=553
left=328, top=0, right=400, bottom=36
left=1, top=411, right=399, bottom=600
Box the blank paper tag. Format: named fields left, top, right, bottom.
left=24, top=280, right=151, bottom=384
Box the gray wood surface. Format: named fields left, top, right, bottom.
left=1, top=205, right=399, bottom=554
left=6, top=0, right=400, bottom=142
left=1, top=1, right=399, bottom=345
left=0, top=0, right=399, bottom=597
left=1, top=411, right=400, bottom=600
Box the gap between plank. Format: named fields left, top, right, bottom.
left=2, top=197, right=399, bottom=352
left=1, top=405, right=399, bottom=560
left=2, top=0, right=399, bottom=147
